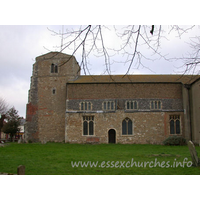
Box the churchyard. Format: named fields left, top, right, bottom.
left=0, top=142, right=200, bottom=175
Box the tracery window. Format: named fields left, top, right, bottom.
left=122, top=118, right=133, bottom=135
left=169, top=115, right=181, bottom=134
left=83, top=116, right=94, bottom=135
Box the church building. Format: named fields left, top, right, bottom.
left=25, top=52, right=200, bottom=144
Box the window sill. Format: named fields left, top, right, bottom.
left=82, top=135, right=96, bottom=137
left=121, top=135, right=134, bottom=137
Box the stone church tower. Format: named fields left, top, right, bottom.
left=25, top=52, right=80, bottom=142
left=25, top=52, right=200, bottom=145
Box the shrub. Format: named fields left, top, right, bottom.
left=163, top=136, right=187, bottom=146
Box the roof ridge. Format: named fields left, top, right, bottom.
left=68, top=74, right=200, bottom=84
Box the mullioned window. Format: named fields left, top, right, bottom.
left=150, top=100, right=162, bottom=110
left=126, top=101, right=138, bottom=110
left=83, top=116, right=94, bottom=135
left=169, top=115, right=181, bottom=135
left=80, top=102, right=92, bottom=111
left=102, top=101, right=115, bottom=111
left=122, top=118, right=133, bottom=135
left=51, top=63, right=58, bottom=73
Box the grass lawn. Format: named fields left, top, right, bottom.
left=0, top=142, right=200, bottom=175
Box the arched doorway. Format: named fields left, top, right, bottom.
left=108, top=129, right=116, bottom=144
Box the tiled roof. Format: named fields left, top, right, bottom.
left=68, top=75, right=200, bottom=84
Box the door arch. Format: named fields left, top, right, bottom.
left=108, top=129, right=116, bottom=144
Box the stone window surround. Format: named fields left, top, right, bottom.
left=82, top=116, right=95, bottom=136
left=169, top=115, right=182, bottom=135
left=122, top=117, right=133, bottom=136
left=150, top=100, right=162, bottom=110
left=80, top=102, right=92, bottom=111
left=125, top=100, right=138, bottom=110
left=50, top=63, right=58, bottom=73
left=52, top=88, right=56, bottom=95
left=102, top=101, right=115, bottom=111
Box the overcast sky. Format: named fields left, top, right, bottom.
left=1, top=1, right=199, bottom=196
left=0, top=25, right=199, bottom=118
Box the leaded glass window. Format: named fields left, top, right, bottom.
left=83, top=116, right=94, bottom=135
left=150, top=101, right=162, bottom=110
left=126, top=101, right=138, bottom=110
left=169, top=115, right=181, bottom=135
left=102, top=101, right=115, bottom=111
left=122, top=118, right=133, bottom=135
left=80, top=102, right=92, bottom=111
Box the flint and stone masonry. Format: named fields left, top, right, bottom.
left=25, top=52, right=200, bottom=144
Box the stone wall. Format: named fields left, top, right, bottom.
left=65, top=82, right=185, bottom=144
left=25, top=102, right=38, bottom=142
left=67, top=83, right=183, bottom=99
left=182, top=84, right=192, bottom=141
left=65, top=111, right=184, bottom=144
left=25, top=63, right=39, bottom=142
left=191, top=78, right=200, bottom=144
left=25, top=52, right=80, bottom=142
left=67, top=98, right=183, bottom=111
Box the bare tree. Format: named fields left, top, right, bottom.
left=47, top=25, right=197, bottom=75
left=175, top=34, right=200, bottom=75
left=0, top=97, right=9, bottom=140
left=0, top=97, right=8, bottom=116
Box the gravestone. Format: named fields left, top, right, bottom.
left=188, top=141, right=200, bottom=167
left=18, top=138, right=22, bottom=143
left=41, top=139, right=47, bottom=144
left=17, top=165, right=25, bottom=175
